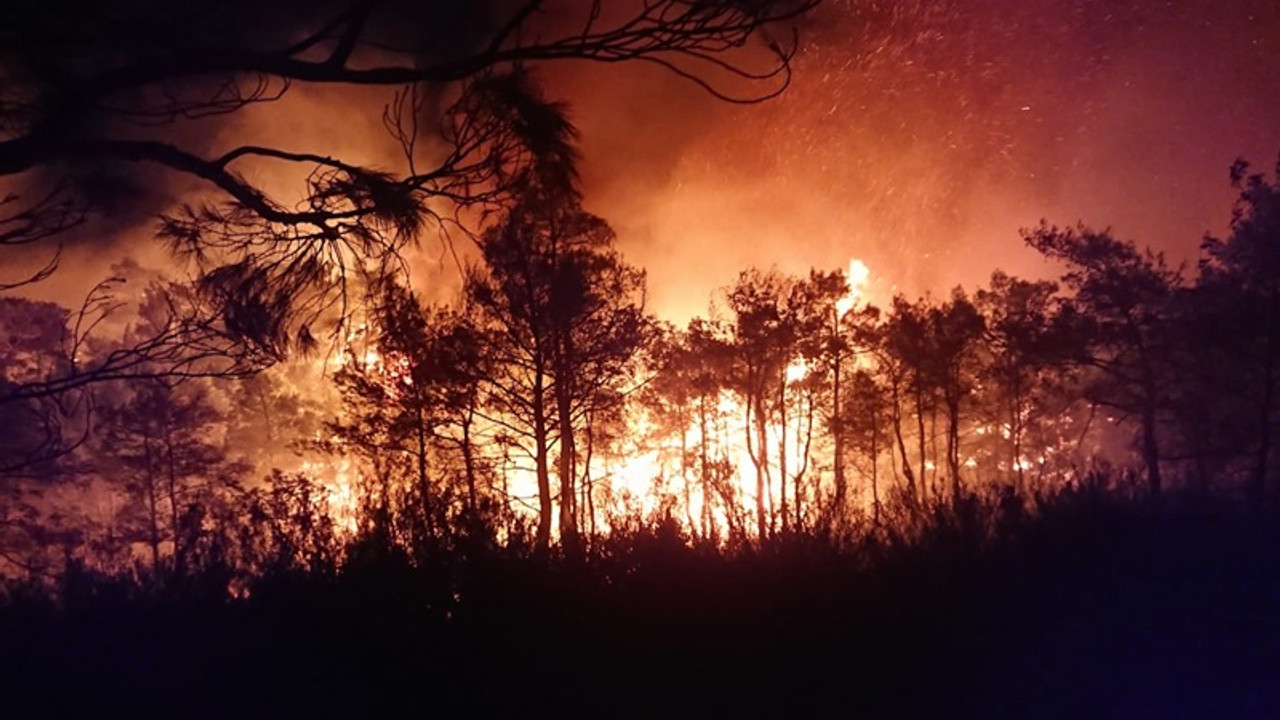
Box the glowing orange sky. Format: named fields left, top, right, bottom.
left=546, top=0, right=1280, bottom=322
left=6, top=0, right=1279, bottom=328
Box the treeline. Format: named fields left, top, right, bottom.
left=312, top=156, right=1280, bottom=555
left=2, top=159, right=1280, bottom=582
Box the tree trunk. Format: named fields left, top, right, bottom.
left=870, top=399, right=881, bottom=525
left=680, top=422, right=695, bottom=538
left=745, top=384, right=770, bottom=540
left=914, top=376, right=927, bottom=505
left=143, top=437, right=161, bottom=569
left=891, top=377, right=917, bottom=503
left=929, top=404, right=940, bottom=501
left=699, top=395, right=714, bottom=541
left=584, top=418, right=597, bottom=538
left=415, top=406, right=433, bottom=539
left=946, top=386, right=962, bottom=505
left=832, top=349, right=846, bottom=514
left=794, top=387, right=814, bottom=531
left=163, top=419, right=183, bottom=574
left=778, top=375, right=788, bottom=532
left=556, top=383, right=578, bottom=548
left=1010, top=374, right=1026, bottom=494
left=533, top=371, right=553, bottom=552
left=461, top=408, right=478, bottom=516
left=1141, top=400, right=1162, bottom=499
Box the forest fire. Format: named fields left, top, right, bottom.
left=2, top=1, right=1280, bottom=716
left=0, top=0, right=1271, bottom=560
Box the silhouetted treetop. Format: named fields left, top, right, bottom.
left=0, top=0, right=818, bottom=351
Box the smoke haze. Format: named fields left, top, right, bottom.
left=6, top=0, right=1279, bottom=323
left=552, top=0, right=1280, bottom=319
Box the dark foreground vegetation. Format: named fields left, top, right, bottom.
left=4, top=483, right=1277, bottom=719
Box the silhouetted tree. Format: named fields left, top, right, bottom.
left=927, top=289, right=985, bottom=504
left=0, top=283, right=265, bottom=576
left=0, top=0, right=817, bottom=356
left=0, top=297, right=82, bottom=480
left=99, top=379, right=247, bottom=572
left=327, top=282, right=492, bottom=546
left=828, top=296, right=880, bottom=519
left=648, top=319, right=743, bottom=540
left=469, top=189, right=649, bottom=550
left=844, top=367, right=890, bottom=524
left=1196, top=159, right=1280, bottom=504
left=975, top=271, right=1067, bottom=493
left=225, top=361, right=330, bottom=476
left=1025, top=223, right=1182, bottom=499
left=884, top=295, right=935, bottom=504
left=0, top=274, right=271, bottom=516
left=236, top=469, right=341, bottom=576
left=640, top=326, right=703, bottom=537
left=783, top=269, right=849, bottom=528
left=724, top=268, right=793, bottom=537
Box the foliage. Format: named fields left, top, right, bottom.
left=467, top=187, right=652, bottom=550
left=4, top=477, right=1279, bottom=718
left=0, top=0, right=818, bottom=353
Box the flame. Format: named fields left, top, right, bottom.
left=493, top=257, right=884, bottom=540
left=785, top=358, right=809, bottom=383
left=276, top=258, right=889, bottom=542
left=298, top=457, right=360, bottom=537
left=595, top=391, right=752, bottom=536
left=836, top=258, right=870, bottom=317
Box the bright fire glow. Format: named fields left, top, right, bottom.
left=577, top=257, right=877, bottom=537
left=299, top=457, right=361, bottom=537
left=836, top=258, right=870, bottom=316
left=298, top=258, right=887, bottom=541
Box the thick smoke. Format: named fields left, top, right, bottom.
left=6, top=0, right=1279, bottom=322
left=552, top=0, right=1280, bottom=320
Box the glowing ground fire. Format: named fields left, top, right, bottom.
left=312, top=258, right=877, bottom=540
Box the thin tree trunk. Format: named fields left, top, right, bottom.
left=946, top=385, right=962, bottom=505
left=1011, top=375, right=1026, bottom=494
left=680, top=422, right=695, bottom=538
left=416, top=405, right=433, bottom=539
left=929, top=404, right=940, bottom=501
left=584, top=419, right=597, bottom=539
left=533, top=371, right=552, bottom=552
left=914, top=376, right=927, bottom=504
left=1142, top=399, right=1162, bottom=499
left=891, top=376, right=917, bottom=502
left=745, top=382, right=770, bottom=540
left=832, top=347, right=846, bottom=514
left=778, top=375, right=788, bottom=532
left=461, top=408, right=478, bottom=516
left=556, top=384, right=577, bottom=548
left=699, top=395, right=714, bottom=541
left=143, top=437, right=161, bottom=569
left=870, top=398, right=881, bottom=525
left=163, top=419, right=182, bottom=573
left=794, top=386, right=814, bottom=531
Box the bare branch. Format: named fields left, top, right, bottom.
left=0, top=0, right=820, bottom=369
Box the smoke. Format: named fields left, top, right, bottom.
left=547, top=0, right=1280, bottom=320
left=5, top=0, right=1279, bottom=323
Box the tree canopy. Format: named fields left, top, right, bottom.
left=0, top=0, right=821, bottom=476
left=0, top=0, right=818, bottom=351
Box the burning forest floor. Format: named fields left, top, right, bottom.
left=4, top=482, right=1279, bottom=719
